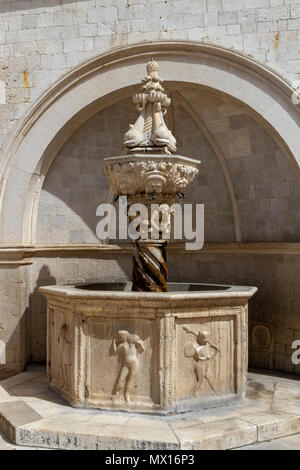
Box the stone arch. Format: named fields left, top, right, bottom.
left=0, top=41, right=299, bottom=244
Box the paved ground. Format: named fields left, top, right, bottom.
left=0, top=366, right=299, bottom=450
left=237, top=433, right=300, bottom=450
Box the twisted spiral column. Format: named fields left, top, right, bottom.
left=132, top=240, right=168, bottom=292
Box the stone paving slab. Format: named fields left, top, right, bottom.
left=0, top=370, right=45, bottom=390
left=236, top=433, right=300, bottom=450
left=235, top=411, right=300, bottom=442
left=0, top=400, right=43, bottom=443
left=173, top=417, right=257, bottom=450
left=0, top=367, right=299, bottom=450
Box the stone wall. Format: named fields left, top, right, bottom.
left=0, top=0, right=299, bottom=149
left=0, top=263, right=31, bottom=378
left=181, top=89, right=300, bottom=242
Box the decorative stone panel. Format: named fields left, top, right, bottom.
left=41, top=283, right=256, bottom=414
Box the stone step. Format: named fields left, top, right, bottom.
left=0, top=367, right=299, bottom=450
left=235, top=433, right=300, bottom=450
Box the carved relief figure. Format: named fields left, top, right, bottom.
left=111, top=330, right=145, bottom=404
left=183, top=326, right=220, bottom=398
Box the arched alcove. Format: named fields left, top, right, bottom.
left=0, top=41, right=299, bottom=244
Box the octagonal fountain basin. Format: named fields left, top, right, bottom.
left=40, top=282, right=257, bottom=415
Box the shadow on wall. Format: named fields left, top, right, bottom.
left=36, top=98, right=138, bottom=245
left=28, top=265, right=56, bottom=365
left=0, top=0, right=90, bottom=14
left=0, top=265, right=56, bottom=378
left=0, top=307, right=26, bottom=379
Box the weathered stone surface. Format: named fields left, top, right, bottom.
left=40, top=283, right=256, bottom=414
left=236, top=433, right=300, bottom=450
left=236, top=411, right=300, bottom=442
left=0, top=400, right=42, bottom=443
left=175, top=417, right=257, bottom=450
left=0, top=0, right=298, bottom=155
left=0, top=0, right=300, bottom=385
left=96, top=424, right=179, bottom=450
left=0, top=367, right=299, bottom=450
left=104, top=154, right=199, bottom=197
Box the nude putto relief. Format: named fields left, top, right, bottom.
left=111, top=330, right=145, bottom=404
left=183, top=326, right=220, bottom=398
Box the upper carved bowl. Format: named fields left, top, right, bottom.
left=103, top=154, right=200, bottom=196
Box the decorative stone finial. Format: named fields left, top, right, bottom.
left=146, top=58, right=159, bottom=76
left=123, top=60, right=177, bottom=154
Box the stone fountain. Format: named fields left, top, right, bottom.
left=103, top=59, right=199, bottom=292
left=40, top=61, right=257, bottom=415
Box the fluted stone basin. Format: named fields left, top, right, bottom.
left=40, top=282, right=257, bottom=415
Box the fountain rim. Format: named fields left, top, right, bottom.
left=103, top=154, right=201, bottom=166
left=39, top=283, right=257, bottom=301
